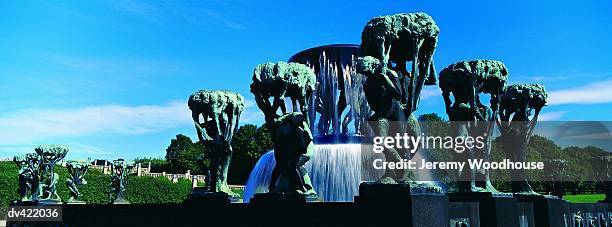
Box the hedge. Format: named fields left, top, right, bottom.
left=0, top=161, right=193, bottom=207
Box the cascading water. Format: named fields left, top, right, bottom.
left=243, top=144, right=367, bottom=202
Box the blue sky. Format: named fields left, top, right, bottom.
left=1, top=0, right=611, bottom=160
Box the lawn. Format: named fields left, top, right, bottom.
left=563, top=194, right=605, bottom=203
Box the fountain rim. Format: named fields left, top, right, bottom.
left=288, top=44, right=361, bottom=63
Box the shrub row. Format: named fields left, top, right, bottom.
left=0, top=162, right=193, bottom=207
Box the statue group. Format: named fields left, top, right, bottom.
left=186, top=12, right=556, bottom=198
left=13, top=145, right=135, bottom=204
left=13, top=145, right=69, bottom=204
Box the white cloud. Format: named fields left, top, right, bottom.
left=0, top=99, right=263, bottom=145
left=547, top=80, right=612, bottom=105
left=537, top=111, right=567, bottom=121
left=419, top=86, right=442, bottom=100
left=0, top=101, right=191, bottom=145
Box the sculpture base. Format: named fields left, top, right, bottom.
left=448, top=192, right=520, bottom=227
left=187, top=187, right=242, bottom=203
left=112, top=198, right=130, bottom=204
left=355, top=182, right=448, bottom=227
left=38, top=199, right=63, bottom=205
left=250, top=192, right=318, bottom=206
left=515, top=194, right=569, bottom=227
left=65, top=200, right=86, bottom=205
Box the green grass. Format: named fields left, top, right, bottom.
left=563, top=194, right=605, bottom=203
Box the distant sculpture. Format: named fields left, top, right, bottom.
left=13, top=155, right=36, bottom=202
left=361, top=12, right=439, bottom=114
left=35, top=145, right=68, bottom=203
left=66, top=161, right=90, bottom=203
left=251, top=61, right=317, bottom=195
left=109, top=159, right=129, bottom=203
left=590, top=156, right=612, bottom=202
left=439, top=60, right=508, bottom=193
left=498, top=84, right=547, bottom=194
left=188, top=89, right=245, bottom=197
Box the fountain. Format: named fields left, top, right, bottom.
left=244, top=45, right=380, bottom=202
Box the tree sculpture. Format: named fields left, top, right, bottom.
left=439, top=60, right=508, bottom=193
left=109, top=159, right=129, bottom=204
left=35, top=145, right=68, bottom=203
left=188, top=90, right=245, bottom=197
left=251, top=61, right=317, bottom=195
left=358, top=12, right=440, bottom=187
left=361, top=12, right=439, bottom=115
left=497, top=83, right=547, bottom=194
left=66, top=160, right=90, bottom=203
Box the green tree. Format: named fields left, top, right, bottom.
left=228, top=124, right=273, bottom=184
left=165, top=134, right=203, bottom=174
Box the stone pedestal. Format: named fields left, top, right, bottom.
left=449, top=201, right=480, bottom=227
left=355, top=182, right=448, bottom=227
left=184, top=188, right=231, bottom=206
left=515, top=195, right=569, bottom=227
left=250, top=192, right=307, bottom=206
left=38, top=199, right=63, bottom=206
left=112, top=198, right=130, bottom=204
left=448, top=192, right=519, bottom=227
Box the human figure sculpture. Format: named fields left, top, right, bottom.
left=13, top=155, right=35, bottom=202
left=497, top=84, right=547, bottom=194
left=356, top=56, right=411, bottom=183
left=188, top=90, right=245, bottom=197
left=66, top=161, right=90, bottom=203
left=251, top=61, right=317, bottom=195
left=361, top=13, right=440, bottom=115
left=35, top=145, right=68, bottom=202
left=109, top=159, right=129, bottom=203
left=439, top=60, right=508, bottom=193
left=359, top=13, right=442, bottom=190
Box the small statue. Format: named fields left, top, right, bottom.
left=574, top=211, right=583, bottom=227
left=439, top=60, right=508, bottom=193
left=188, top=90, right=245, bottom=198
left=109, top=159, right=129, bottom=204
left=13, top=155, right=35, bottom=202
left=66, top=161, right=90, bottom=203
left=498, top=84, right=547, bottom=194
left=35, top=145, right=68, bottom=203
left=251, top=62, right=317, bottom=196
left=588, top=216, right=596, bottom=227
